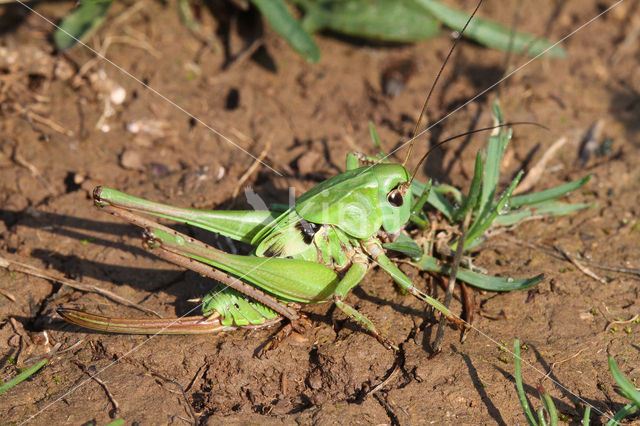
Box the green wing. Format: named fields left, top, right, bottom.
left=254, top=209, right=318, bottom=261
left=296, top=167, right=382, bottom=239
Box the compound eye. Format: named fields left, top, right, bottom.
left=387, top=189, right=404, bottom=207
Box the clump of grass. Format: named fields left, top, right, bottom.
left=513, top=339, right=640, bottom=425
left=53, top=1, right=566, bottom=62
left=382, top=102, right=592, bottom=291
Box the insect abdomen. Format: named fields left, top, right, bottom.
left=202, top=283, right=280, bottom=326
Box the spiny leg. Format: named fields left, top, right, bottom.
left=144, top=233, right=311, bottom=334
left=332, top=256, right=399, bottom=351
left=364, top=239, right=468, bottom=330
left=258, top=312, right=311, bottom=357
left=139, top=240, right=313, bottom=355
left=102, top=203, right=305, bottom=324
left=57, top=306, right=286, bottom=336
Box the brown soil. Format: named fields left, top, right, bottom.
left=1, top=1, right=639, bottom=424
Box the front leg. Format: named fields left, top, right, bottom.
left=364, top=239, right=467, bottom=329
left=332, top=255, right=399, bottom=351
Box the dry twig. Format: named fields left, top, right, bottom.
left=73, top=361, right=120, bottom=418
left=514, top=136, right=567, bottom=195
left=542, top=347, right=588, bottom=381
left=231, top=138, right=272, bottom=200
left=0, top=288, right=16, bottom=301
left=151, top=373, right=197, bottom=424
left=498, top=236, right=640, bottom=277
left=605, top=314, right=639, bottom=332
left=554, top=245, right=607, bottom=284
left=13, top=103, right=74, bottom=136
left=368, top=361, right=400, bottom=396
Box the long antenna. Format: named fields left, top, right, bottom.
left=403, top=0, right=485, bottom=167
left=407, top=122, right=548, bottom=185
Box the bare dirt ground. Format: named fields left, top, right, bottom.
left=1, top=0, right=639, bottom=424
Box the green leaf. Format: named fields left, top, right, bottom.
left=582, top=406, right=591, bottom=426
left=0, top=358, right=48, bottom=395
left=178, top=0, right=200, bottom=33
left=414, top=0, right=567, bottom=58
left=297, top=0, right=439, bottom=42
left=608, top=356, right=640, bottom=407
left=607, top=404, right=638, bottom=426
left=415, top=255, right=543, bottom=291
left=492, top=202, right=595, bottom=226
left=465, top=170, right=523, bottom=249
left=433, top=184, right=463, bottom=204
left=428, top=190, right=455, bottom=220
left=510, top=176, right=591, bottom=208
left=383, top=237, right=423, bottom=260
left=368, top=121, right=385, bottom=156
left=475, top=102, right=510, bottom=221
left=411, top=178, right=433, bottom=217
left=54, top=0, right=113, bottom=51
left=514, top=339, right=538, bottom=426
left=250, top=0, right=320, bottom=63
left=539, top=390, right=558, bottom=426
left=412, top=180, right=455, bottom=219
left=537, top=407, right=548, bottom=426
left=453, top=151, right=483, bottom=222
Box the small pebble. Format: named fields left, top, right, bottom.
left=120, top=148, right=145, bottom=171
left=110, top=85, right=126, bottom=105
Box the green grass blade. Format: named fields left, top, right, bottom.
left=411, top=178, right=433, bottom=217
left=368, top=121, right=386, bottom=156
left=416, top=255, right=543, bottom=291
left=540, top=389, right=558, bottom=426
left=465, top=170, right=523, bottom=249
left=474, top=102, right=508, bottom=222
left=606, top=403, right=638, bottom=426
left=0, top=358, right=48, bottom=395
left=510, top=176, right=591, bottom=207
left=409, top=214, right=429, bottom=229
left=427, top=189, right=455, bottom=220
left=433, top=184, right=463, bottom=204
left=297, top=0, right=439, bottom=42
left=514, top=339, right=538, bottom=426
left=383, top=239, right=423, bottom=261
left=414, top=0, right=567, bottom=57
left=463, top=236, right=485, bottom=250
left=537, top=407, right=548, bottom=426
left=409, top=181, right=462, bottom=218
left=582, top=406, right=591, bottom=426
left=492, top=202, right=595, bottom=226
left=491, top=209, right=532, bottom=226
left=54, top=0, right=113, bottom=50
left=453, top=151, right=483, bottom=222
left=178, top=0, right=200, bottom=32
left=533, top=202, right=595, bottom=216
left=250, top=0, right=320, bottom=63
left=608, top=356, right=640, bottom=407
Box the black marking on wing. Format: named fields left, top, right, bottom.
left=263, top=246, right=283, bottom=258
left=296, top=219, right=320, bottom=245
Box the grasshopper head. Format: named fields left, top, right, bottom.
left=296, top=163, right=412, bottom=240
left=374, top=164, right=412, bottom=237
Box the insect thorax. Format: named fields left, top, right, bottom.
left=255, top=209, right=364, bottom=273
